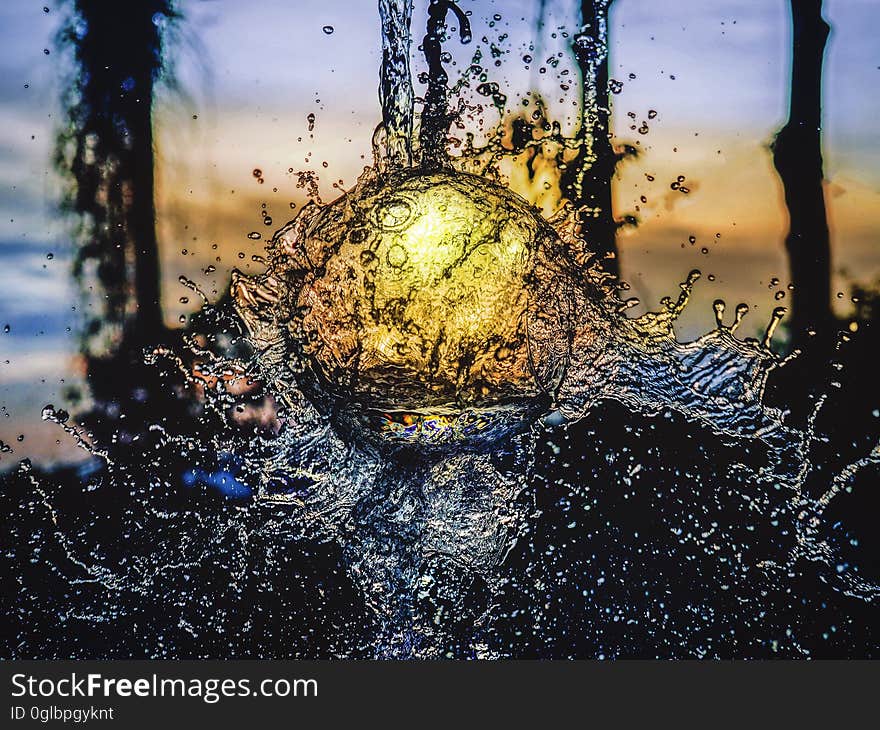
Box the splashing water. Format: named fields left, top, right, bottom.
left=219, top=152, right=827, bottom=655
left=4, top=1, right=878, bottom=659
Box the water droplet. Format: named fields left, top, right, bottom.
left=731, top=303, right=749, bottom=333
left=247, top=232, right=262, bottom=240
left=713, top=299, right=726, bottom=328
left=618, top=297, right=640, bottom=312
left=762, top=307, right=786, bottom=348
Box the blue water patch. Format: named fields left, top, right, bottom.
left=182, top=466, right=252, bottom=499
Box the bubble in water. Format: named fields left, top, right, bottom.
left=322, top=25, right=334, bottom=35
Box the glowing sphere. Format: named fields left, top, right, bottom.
left=254, top=170, right=595, bottom=449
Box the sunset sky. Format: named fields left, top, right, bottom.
left=1, top=0, right=879, bottom=465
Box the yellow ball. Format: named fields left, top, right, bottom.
left=266, top=170, right=590, bottom=448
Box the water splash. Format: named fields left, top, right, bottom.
left=419, top=0, right=472, bottom=168
left=8, top=241, right=877, bottom=656
left=6, top=2, right=878, bottom=660
left=213, top=161, right=872, bottom=655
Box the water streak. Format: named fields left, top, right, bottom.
left=378, top=0, right=415, bottom=169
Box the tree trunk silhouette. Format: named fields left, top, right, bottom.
left=55, top=1, right=184, bottom=444
left=562, top=0, right=618, bottom=278
left=57, top=0, right=176, bottom=359
left=772, top=0, right=832, bottom=345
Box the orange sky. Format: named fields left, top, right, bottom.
left=153, top=111, right=880, bottom=341
left=148, top=0, right=880, bottom=341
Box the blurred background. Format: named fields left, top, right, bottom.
left=1, top=0, right=878, bottom=466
